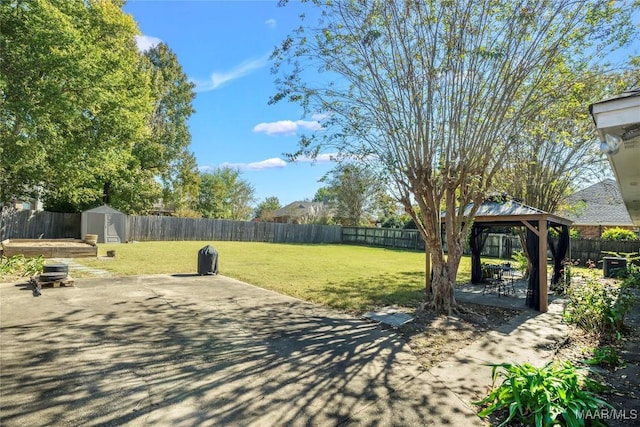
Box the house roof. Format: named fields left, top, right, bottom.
left=557, top=179, right=634, bottom=226
left=588, top=89, right=640, bottom=120
left=273, top=201, right=327, bottom=218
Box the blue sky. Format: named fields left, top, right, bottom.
left=124, top=1, right=639, bottom=207
left=124, top=0, right=334, bottom=206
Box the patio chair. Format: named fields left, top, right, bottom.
left=481, top=264, right=504, bottom=296
left=501, top=262, right=516, bottom=295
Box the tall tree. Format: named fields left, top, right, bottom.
left=198, top=167, right=256, bottom=220
left=321, top=164, right=380, bottom=226
left=271, top=0, right=637, bottom=313
left=0, top=0, right=156, bottom=213
left=141, top=43, right=199, bottom=210
left=494, top=63, right=640, bottom=213
left=312, top=187, right=336, bottom=203
left=254, top=196, right=281, bottom=221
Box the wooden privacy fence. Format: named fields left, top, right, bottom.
left=0, top=208, right=80, bottom=241
left=2, top=210, right=638, bottom=263
left=127, top=215, right=342, bottom=243
left=569, top=239, right=640, bottom=264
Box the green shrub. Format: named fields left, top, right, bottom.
left=563, top=279, right=637, bottom=340
left=549, top=227, right=581, bottom=239
left=474, top=361, right=611, bottom=427
left=584, top=346, right=624, bottom=368
left=600, top=227, right=637, bottom=241
left=0, top=255, right=44, bottom=278
left=622, top=264, right=640, bottom=288
left=511, top=250, right=528, bottom=273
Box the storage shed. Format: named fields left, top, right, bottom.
left=81, top=205, right=127, bottom=244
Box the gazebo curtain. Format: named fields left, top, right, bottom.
left=526, top=225, right=540, bottom=310
left=470, top=225, right=489, bottom=284
left=548, top=225, right=570, bottom=285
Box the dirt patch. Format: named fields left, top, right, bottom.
left=400, top=302, right=523, bottom=370
left=554, top=301, right=640, bottom=427
left=1, top=238, right=96, bottom=258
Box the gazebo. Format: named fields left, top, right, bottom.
left=467, top=198, right=573, bottom=312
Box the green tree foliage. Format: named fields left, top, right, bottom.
left=198, top=167, right=256, bottom=220
left=1, top=0, right=156, bottom=213
left=271, top=0, right=638, bottom=313
left=254, top=196, right=281, bottom=221
left=495, top=63, right=640, bottom=213
left=142, top=43, right=199, bottom=210
left=321, top=164, right=380, bottom=226
left=312, top=186, right=336, bottom=203
left=1, top=1, right=199, bottom=215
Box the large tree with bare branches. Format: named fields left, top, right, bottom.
left=494, top=62, right=640, bottom=213
left=271, top=0, right=637, bottom=313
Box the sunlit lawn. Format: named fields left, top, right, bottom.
left=78, top=241, right=473, bottom=312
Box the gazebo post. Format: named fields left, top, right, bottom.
left=539, top=219, right=548, bottom=312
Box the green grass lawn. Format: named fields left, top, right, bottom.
left=78, top=241, right=473, bottom=312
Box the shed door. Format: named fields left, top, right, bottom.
left=105, top=214, right=121, bottom=243
left=86, top=212, right=104, bottom=242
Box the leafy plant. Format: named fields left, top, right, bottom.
left=511, top=250, right=528, bottom=274
left=621, top=264, right=640, bottom=288
left=600, top=227, right=638, bottom=241
left=584, top=346, right=625, bottom=368
left=554, top=258, right=580, bottom=295
left=549, top=227, right=581, bottom=239
left=474, top=361, right=611, bottom=427
left=0, top=255, right=44, bottom=278
left=563, top=279, right=638, bottom=340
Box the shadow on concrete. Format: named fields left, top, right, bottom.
left=0, top=276, right=475, bottom=426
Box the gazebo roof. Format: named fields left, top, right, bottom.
left=467, top=199, right=573, bottom=228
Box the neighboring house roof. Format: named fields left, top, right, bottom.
left=273, top=201, right=327, bottom=219
left=558, top=179, right=634, bottom=226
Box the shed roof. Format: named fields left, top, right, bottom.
left=82, top=205, right=126, bottom=215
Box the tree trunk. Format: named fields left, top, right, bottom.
left=425, top=245, right=431, bottom=295
left=425, top=242, right=459, bottom=315
left=430, top=263, right=456, bottom=315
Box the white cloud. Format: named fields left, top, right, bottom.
left=134, top=35, right=162, bottom=52
left=192, top=55, right=269, bottom=92
left=265, top=18, right=277, bottom=28
left=311, top=112, right=330, bottom=121
left=220, top=157, right=288, bottom=171
left=297, top=153, right=338, bottom=163
left=253, top=120, right=323, bottom=136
